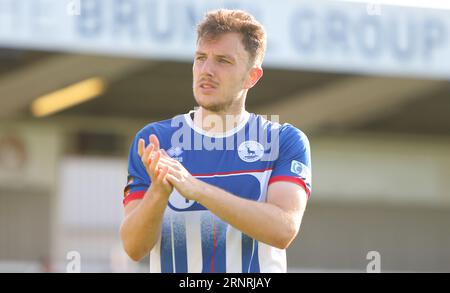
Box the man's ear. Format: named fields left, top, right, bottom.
left=244, top=66, right=263, bottom=89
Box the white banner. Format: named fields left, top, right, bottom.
left=0, top=0, right=449, bottom=79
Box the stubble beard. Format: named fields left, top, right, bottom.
left=194, top=91, right=237, bottom=114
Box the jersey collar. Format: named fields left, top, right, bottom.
left=183, top=110, right=250, bottom=138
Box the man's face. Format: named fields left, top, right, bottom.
left=193, top=32, right=254, bottom=113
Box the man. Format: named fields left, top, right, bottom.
left=120, top=9, right=311, bottom=273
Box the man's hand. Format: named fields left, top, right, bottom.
left=156, top=150, right=203, bottom=201
left=138, top=134, right=173, bottom=197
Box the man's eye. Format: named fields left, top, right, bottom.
left=219, top=59, right=230, bottom=64
left=196, top=56, right=205, bottom=61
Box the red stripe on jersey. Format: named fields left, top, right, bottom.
left=123, top=190, right=146, bottom=206
left=193, top=168, right=273, bottom=177
left=268, top=176, right=310, bottom=199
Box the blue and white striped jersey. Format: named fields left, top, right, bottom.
left=123, top=111, right=312, bottom=273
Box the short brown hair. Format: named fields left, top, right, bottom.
left=196, top=9, right=267, bottom=66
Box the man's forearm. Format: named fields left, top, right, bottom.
left=120, top=187, right=169, bottom=261
left=195, top=180, right=297, bottom=249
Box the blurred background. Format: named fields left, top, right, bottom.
left=0, top=0, right=449, bottom=272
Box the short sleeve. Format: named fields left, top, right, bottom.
left=123, top=130, right=151, bottom=206
left=268, top=124, right=312, bottom=198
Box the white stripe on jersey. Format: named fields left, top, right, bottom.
left=185, top=211, right=203, bottom=273
left=226, top=225, right=242, bottom=272
left=169, top=214, right=176, bottom=272
left=258, top=242, right=286, bottom=273
left=150, top=234, right=162, bottom=273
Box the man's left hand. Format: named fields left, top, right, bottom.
left=151, top=149, right=203, bottom=202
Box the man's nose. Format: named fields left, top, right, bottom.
left=200, top=58, right=214, bottom=75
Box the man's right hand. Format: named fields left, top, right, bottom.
left=138, top=134, right=173, bottom=197
left=121, top=134, right=173, bottom=261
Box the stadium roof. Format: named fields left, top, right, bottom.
left=0, top=50, right=448, bottom=136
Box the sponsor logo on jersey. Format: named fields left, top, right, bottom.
left=167, top=145, right=183, bottom=162
left=168, top=189, right=196, bottom=210
left=291, top=160, right=310, bottom=181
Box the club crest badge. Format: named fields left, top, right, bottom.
left=238, top=141, right=264, bottom=163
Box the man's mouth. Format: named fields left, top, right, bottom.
left=199, top=83, right=217, bottom=89
left=198, top=79, right=218, bottom=89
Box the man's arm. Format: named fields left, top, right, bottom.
left=158, top=152, right=308, bottom=249
left=119, top=186, right=169, bottom=261
left=120, top=135, right=172, bottom=261
left=196, top=179, right=307, bottom=249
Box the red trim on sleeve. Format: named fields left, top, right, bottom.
left=123, top=190, right=146, bottom=206
left=268, top=176, right=311, bottom=199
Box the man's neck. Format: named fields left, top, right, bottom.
left=193, top=107, right=249, bottom=135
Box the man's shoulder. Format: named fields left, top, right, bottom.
left=252, top=113, right=308, bottom=142
left=280, top=123, right=308, bottom=141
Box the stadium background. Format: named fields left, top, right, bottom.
left=0, top=0, right=449, bottom=272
